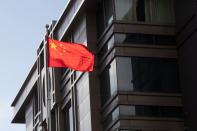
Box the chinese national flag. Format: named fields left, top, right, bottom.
left=48, top=38, right=94, bottom=72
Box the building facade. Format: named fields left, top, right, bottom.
left=12, top=0, right=195, bottom=131
left=174, top=0, right=197, bottom=130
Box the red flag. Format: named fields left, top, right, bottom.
left=48, top=38, right=94, bottom=72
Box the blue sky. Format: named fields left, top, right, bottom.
left=0, top=0, right=66, bottom=130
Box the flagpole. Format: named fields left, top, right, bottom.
left=44, top=24, right=51, bottom=131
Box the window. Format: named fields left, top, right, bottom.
left=100, top=57, right=180, bottom=106
left=51, top=111, right=56, bottom=131
left=34, top=89, right=39, bottom=115
left=114, top=33, right=175, bottom=45
left=100, top=57, right=180, bottom=105
left=96, top=0, right=114, bottom=37
left=40, top=51, right=44, bottom=71
left=115, top=57, right=180, bottom=93
left=98, top=35, right=115, bottom=60
left=115, top=0, right=145, bottom=21
left=118, top=105, right=183, bottom=118
left=62, top=68, right=68, bottom=75
left=104, top=105, right=183, bottom=129
left=100, top=60, right=117, bottom=106
left=131, top=57, right=180, bottom=93
left=96, top=1, right=105, bottom=37
left=115, top=0, right=175, bottom=24
left=64, top=102, right=73, bottom=131
left=104, top=0, right=114, bottom=25
left=98, top=33, right=175, bottom=63
left=42, top=77, right=46, bottom=107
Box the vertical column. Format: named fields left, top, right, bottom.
left=86, top=8, right=102, bottom=131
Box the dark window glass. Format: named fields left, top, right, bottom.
left=103, top=114, right=112, bottom=129
left=96, top=0, right=114, bottom=37
left=34, top=90, right=38, bottom=115
left=65, top=102, right=73, bottom=131
left=103, top=107, right=119, bottom=129
left=150, top=0, right=175, bottom=24
left=100, top=66, right=111, bottom=106
left=100, top=57, right=180, bottom=107
left=98, top=44, right=108, bottom=60
left=131, top=57, right=180, bottom=93
left=114, top=33, right=175, bottom=45
left=136, top=0, right=145, bottom=21
left=51, top=111, right=56, bottom=131
left=104, top=105, right=183, bottom=130
left=155, top=35, right=175, bottom=45
left=40, top=51, right=44, bottom=70
left=96, top=1, right=105, bottom=38
left=61, top=68, right=68, bottom=76
left=98, top=35, right=114, bottom=60
left=135, top=106, right=183, bottom=118
left=104, top=0, right=114, bottom=26
left=42, top=77, right=46, bottom=107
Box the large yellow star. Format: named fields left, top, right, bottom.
left=50, top=42, right=57, bottom=49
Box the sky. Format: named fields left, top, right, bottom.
left=0, top=0, right=66, bottom=130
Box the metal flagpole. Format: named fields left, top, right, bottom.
left=44, top=24, right=51, bottom=131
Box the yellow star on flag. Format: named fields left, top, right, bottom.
left=50, top=42, right=57, bottom=49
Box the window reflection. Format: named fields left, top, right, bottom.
left=96, top=0, right=175, bottom=38
left=100, top=60, right=117, bottom=106
left=98, top=33, right=175, bottom=62
left=115, top=0, right=175, bottom=24
left=64, top=102, right=73, bottom=131
left=104, top=105, right=183, bottom=129
left=96, top=0, right=114, bottom=37
left=104, top=0, right=114, bottom=25
left=114, top=33, right=175, bottom=45
left=132, top=57, right=180, bottom=93
left=98, top=35, right=114, bottom=60
left=100, top=57, right=180, bottom=105
left=115, top=0, right=145, bottom=21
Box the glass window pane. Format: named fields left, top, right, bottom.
left=104, top=105, right=183, bottom=130
left=115, top=0, right=144, bottom=21
left=65, top=102, right=73, bottom=131
left=150, top=0, right=175, bottom=24
left=115, top=0, right=175, bottom=24
left=131, top=57, right=180, bottom=93
left=100, top=66, right=111, bottom=105
left=100, top=59, right=117, bottom=105
left=98, top=35, right=115, bottom=60
left=96, top=1, right=105, bottom=37
left=104, top=0, right=114, bottom=25
left=118, top=105, right=183, bottom=118
left=114, top=33, right=175, bottom=45
left=109, top=60, right=118, bottom=95
left=119, top=105, right=136, bottom=116
left=116, top=57, right=134, bottom=91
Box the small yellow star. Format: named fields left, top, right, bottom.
left=50, top=42, right=57, bottom=49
